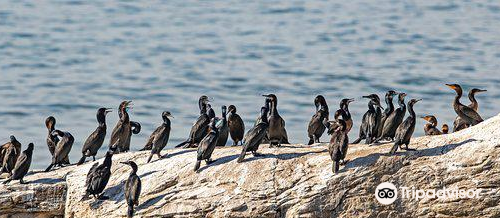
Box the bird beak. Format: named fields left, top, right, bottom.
left=362, top=95, right=369, bottom=99
left=168, top=115, right=174, bottom=119
left=348, top=98, right=355, bottom=103
left=478, top=89, right=487, bottom=92
left=416, top=99, right=423, bottom=102
left=262, top=94, right=270, bottom=97
left=445, top=84, right=455, bottom=89
left=105, top=108, right=113, bottom=114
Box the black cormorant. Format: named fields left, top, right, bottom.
left=328, top=119, right=349, bottom=174
left=77, top=108, right=112, bottom=165
left=264, top=94, right=289, bottom=147
left=375, top=92, right=407, bottom=143
left=121, top=161, right=141, bottom=218
left=352, top=94, right=383, bottom=144
left=237, top=106, right=269, bottom=163
left=110, top=101, right=136, bottom=153
left=0, top=136, right=21, bottom=175
left=84, top=149, right=114, bottom=200
left=175, top=96, right=211, bottom=148
left=194, top=118, right=219, bottom=171
left=307, top=95, right=329, bottom=145
left=45, top=116, right=70, bottom=164
left=146, top=111, right=173, bottom=163
left=377, top=90, right=398, bottom=138
left=390, top=99, right=421, bottom=154
left=227, top=105, right=245, bottom=146
left=216, top=106, right=229, bottom=146
left=3, top=143, right=33, bottom=184
left=45, top=130, right=74, bottom=172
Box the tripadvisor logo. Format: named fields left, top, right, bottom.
left=375, top=182, right=482, bottom=205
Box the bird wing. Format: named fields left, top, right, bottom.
left=132, top=175, right=141, bottom=204
left=191, top=114, right=209, bottom=141
left=308, top=111, right=322, bottom=136
left=460, top=105, right=483, bottom=122
left=82, top=127, right=104, bottom=153
left=110, top=120, right=126, bottom=145
left=394, top=118, right=412, bottom=143
left=197, top=132, right=218, bottom=159
left=243, top=123, right=268, bottom=151
left=85, top=162, right=100, bottom=188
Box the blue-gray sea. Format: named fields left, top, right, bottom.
left=1, top=0, right=499, bottom=169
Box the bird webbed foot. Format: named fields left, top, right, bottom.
left=252, top=151, right=264, bottom=157
left=97, top=195, right=110, bottom=200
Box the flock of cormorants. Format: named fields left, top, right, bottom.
left=0, top=83, right=487, bottom=217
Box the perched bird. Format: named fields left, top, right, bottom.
left=207, top=104, right=216, bottom=120
left=45, top=116, right=69, bottom=165
left=421, top=115, right=442, bottom=136
left=227, top=105, right=245, bottom=146
left=84, top=148, right=115, bottom=200
left=453, top=88, right=487, bottom=132
left=377, top=90, right=398, bottom=138
left=3, top=143, right=34, bottom=184
left=110, top=101, right=139, bottom=153
left=45, top=130, right=74, bottom=172
left=121, top=161, right=141, bottom=218
left=77, top=108, right=112, bottom=165
left=146, top=111, right=173, bottom=163
left=375, top=93, right=407, bottom=143
left=176, top=96, right=211, bottom=148
left=442, top=124, right=449, bottom=134
left=264, top=94, right=289, bottom=147
left=237, top=106, right=269, bottom=163
left=255, top=98, right=271, bottom=144
left=328, top=119, right=349, bottom=174
left=338, top=98, right=355, bottom=133
left=307, top=95, right=329, bottom=145
left=194, top=119, right=219, bottom=171
left=352, top=94, right=383, bottom=144
left=446, top=84, right=483, bottom=127
left=215, top=106, right=229, bottom=146
left=0, top=136, right=21, bottom=175
left=390, top=99, right=421, bottom=154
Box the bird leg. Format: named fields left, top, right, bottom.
left=19, top=179, right=27, bottom=184
left=205, top=159, right=215, bottom=165
left=93, top=156, right=96, bottom=161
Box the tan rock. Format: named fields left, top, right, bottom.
left=1, top=114, right=500, bottom=217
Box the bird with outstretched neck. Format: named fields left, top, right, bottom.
left=77, top=108, right=112, bottom=165
left=377, top=90, right=398, bottom=138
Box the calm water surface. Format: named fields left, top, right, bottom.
left=1, top=0, right=500, bottom=169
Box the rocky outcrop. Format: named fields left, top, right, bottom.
left=1, top=114, right=500, bottom=217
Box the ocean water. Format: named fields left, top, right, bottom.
left=0, top=0, right=499, bottom=169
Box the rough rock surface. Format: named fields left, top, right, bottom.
left=1, top=114, right=500, bottom=217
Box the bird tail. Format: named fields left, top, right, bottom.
left=194, top=160, right=201, bottom=171
left=139, top=144, right=152, bottom=151
left=127, top=203, right=134, bottom=218
left=45, top=164, right=53, bottom=172
left=175, top=140, right=189, bottom=148
left=76, top=156, right=86, bottom=165
left=351, top=137, right=362, bottom=144
left=237, top=148, right=246, bottom=163
left=147, top=154, right=153, bottom=163
left=2, top=178, right=11, bottom=184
